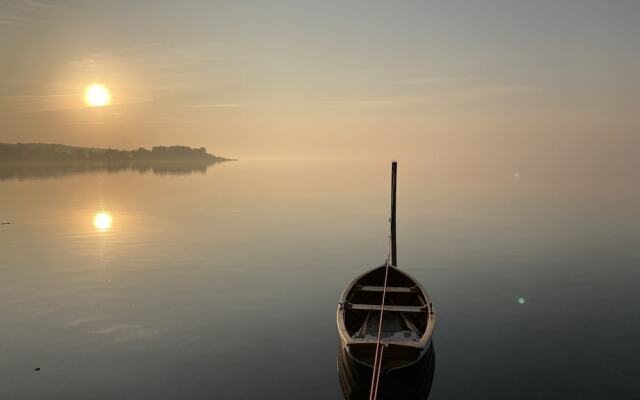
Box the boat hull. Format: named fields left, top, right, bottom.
left=338, top=341, right=436, bottom=400
left=344, top=341, right=429, bottom=372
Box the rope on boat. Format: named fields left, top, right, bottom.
left=369, top=161, right=399, bottom=399
left=368, top=238, right=393, bottom=400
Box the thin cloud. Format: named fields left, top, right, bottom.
left=324, top=96, right=426, bottom=107
left=87, top=41, right=168, bottom=60
left=0, top=94, right=74, bottom=98
left=186, top=103, right=247, bottom=108
left=143, top=116, right=216, bottom=129
left=0, top=0, right=113, bottom=31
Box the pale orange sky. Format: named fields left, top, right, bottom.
left=1, top=1, right=638, bottom=166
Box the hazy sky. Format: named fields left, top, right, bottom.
left=1, top=0, right=638, bottom=162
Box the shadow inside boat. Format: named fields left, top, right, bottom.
left=338, top=342, right=436, bottom=400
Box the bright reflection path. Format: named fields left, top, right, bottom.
left=93, top=212, right=112, bottom=232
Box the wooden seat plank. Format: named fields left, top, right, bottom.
left=356, top=285, right=416, bottom=293
left=346, top=303, right=427, bottom=313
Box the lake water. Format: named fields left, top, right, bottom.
left=1, top=160, right=639, bottom=399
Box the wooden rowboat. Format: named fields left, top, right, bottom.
left=336, top=161, right=436, bottom=375
left=336, top=264, right=435, bottom=373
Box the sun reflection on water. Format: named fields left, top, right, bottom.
left=93, top=212, right=113, bottom=232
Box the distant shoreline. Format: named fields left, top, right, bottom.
left=0, top=159, right=235, bottom=164
left=0, top=143, right=236, bottom=164
left=0, top=143, right=235, bottom=180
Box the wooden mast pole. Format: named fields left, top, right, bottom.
left=390, top=161, right=398, bottom=267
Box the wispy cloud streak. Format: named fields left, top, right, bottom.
left=186, top=103, right=247, bottom=108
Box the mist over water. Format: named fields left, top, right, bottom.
left=1, top=160, right=639, bottom=399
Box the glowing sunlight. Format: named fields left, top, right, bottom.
left=93, top=212, right=113, bottom=232
left=84, top=84, right=111, bottom=107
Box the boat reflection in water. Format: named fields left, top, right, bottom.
left=338, top=342, right=436, bottom=400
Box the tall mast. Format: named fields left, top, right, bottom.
left=390, top=161, right=398, bottom=267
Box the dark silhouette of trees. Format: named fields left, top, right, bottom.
left=0, top=143, right=234, bottom=180
left=0, top=143, right=231, bottom=163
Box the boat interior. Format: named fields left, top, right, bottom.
left=342, top=266, right=430, bottom=343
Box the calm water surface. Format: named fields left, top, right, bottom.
left=1, top=160, right=639, bottom=399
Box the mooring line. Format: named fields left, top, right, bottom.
left=368, top=239, right=393, bottom=400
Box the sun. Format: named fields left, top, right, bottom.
left=85, top=83, right=111, bottom=107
